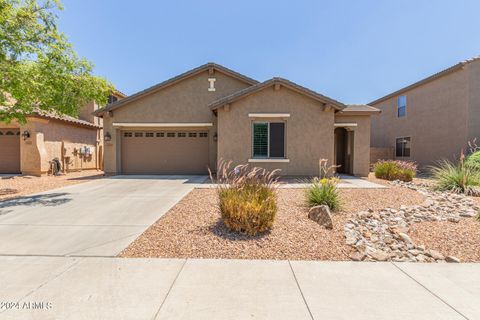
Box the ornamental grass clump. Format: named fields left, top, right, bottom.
left=305, top=177, right=341, bottom=211
left=209, top=161, right=279, bottom=236
left=429, top=151, right=480, bottom=195
left=373, top=160, right=417, bottom=182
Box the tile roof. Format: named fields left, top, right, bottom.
left=339, top=104, right=381, bottom=114
left=31, top=110, right=101, bottom=128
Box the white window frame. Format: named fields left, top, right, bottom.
left=251, top=121, right=286, bottom=159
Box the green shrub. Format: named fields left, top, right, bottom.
left=210, top=161, right=279, bottom=236
left=305, top=178, right=341, bottom=211
left=465, top=151, right=480, bottom=170
left=429, top=159, right=480, bottom=195
left=373, top=160, right=417, bottom=182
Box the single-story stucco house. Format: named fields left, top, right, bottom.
left=0, top=91, right=126, bottom=176
left=94, top=63, right=380, bottom=176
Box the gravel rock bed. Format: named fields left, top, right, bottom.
left=120, top=186, right=424, bottom=260
left=409, top=219, right=480, bottom=262
left=345, top=180, right=479, bottom=262
left=0, top=171, right=104, bottom=201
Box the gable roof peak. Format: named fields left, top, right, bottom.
left=94, top=62, right=258, bottom=116
left=209, top=77, right=346, bottom=111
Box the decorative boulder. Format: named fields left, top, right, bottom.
left=308, top=205, right=333, bottom=229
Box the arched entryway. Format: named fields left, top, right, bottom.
left=334, top=127, right=354, bottom=175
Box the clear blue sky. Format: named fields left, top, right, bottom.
left=59, top=0, right=480, bottom=104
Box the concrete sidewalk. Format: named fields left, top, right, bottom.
left=0, top=257, right=478, bottom=320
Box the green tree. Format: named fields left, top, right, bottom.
left=0, top=0, right=113, bottom=123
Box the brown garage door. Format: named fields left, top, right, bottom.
left=121, top=130, right=210, bottom=174
left=0, top=128, right=21, bottom=173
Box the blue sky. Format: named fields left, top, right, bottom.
left=59, top=0, right=480, bottom=104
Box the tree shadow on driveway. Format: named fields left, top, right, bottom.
left=0, top=193, right=72, bottom=216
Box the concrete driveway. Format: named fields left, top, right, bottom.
left=0, top=175, right=206, bottom=256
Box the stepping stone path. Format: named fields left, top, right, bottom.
left=344, top=180, right=479, bottom=262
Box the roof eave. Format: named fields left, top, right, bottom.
left=369, top=61, right=468, bottom=105
left=209, top=78, right=345, bottom=111
left=99, top=63, right=259, bottom=114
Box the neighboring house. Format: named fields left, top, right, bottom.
left=370, top=56, right=480, bottom=167
left=94, top=63, right=380, bottom=177
left=0, top=91, right=126, bottom=175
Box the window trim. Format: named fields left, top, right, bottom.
left=395, top=136, right=411, bottom=157
left=251, top=121, right=286, bottom=159
left=397, top=95, right=407, bottom=118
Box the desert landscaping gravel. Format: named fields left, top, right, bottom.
left=120, top=186, right=425, bottom=260
left=409, top=219, right=480, bottom=262
left=0, top=171, right=104, bottom=201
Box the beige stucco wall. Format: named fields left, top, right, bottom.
left=103, top=70, right=251, bottom=174
left=370, top=147, right=394, bottom=164
left=217, top=86, right=336, bottom=176
left=371, top=67, right=469, bottom=167
left=1, top=118, right=99, bottom=176
left=467, top=59, right=480, bottom=143
left=335, top=115, right=373, bottom=176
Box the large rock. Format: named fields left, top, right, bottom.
left=370, top=250, right=390, bottom=261
left=308, top=205, right=333, bottom=229
left=349, top=251, right=366, bottom=261
left=445, top=256, right=461, bottom=263
left=425, top=249, right=445, bottom=260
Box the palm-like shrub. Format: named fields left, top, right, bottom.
left=373, top=160, right=417, bottom=182
left=305, top=178, right=341, bottom=211
left=429, top=158, right=480, bottom=195
left=209, top=161, right=279, bottom=236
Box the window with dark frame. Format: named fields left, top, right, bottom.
left=156, top=132, right=164, bottom=137
left=124, top=132, right=133, bottom=137
left=145, top=132, right=154, bottom=137
left=134, top=132, right=143, bottom=137
left=252, top=122, right=285, bottom=158
left=397, top=95, right=407, bottom=118
left=396, top=137, right=411, bottom=157
left=189, top=132, right=197, bottom=137
left=107, top=95, right=118, bottom=105
left=177, top=132, right=186, bottom=137
left=167, top=132, right=175, bottom=137
left=199, top=132, right=208, bottom=137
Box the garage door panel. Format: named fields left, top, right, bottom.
left=121, top=131, right=209, bottom=175
left=0, top=129, right=21, bottom=173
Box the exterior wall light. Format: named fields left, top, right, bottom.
left=21, top=130, right=30, bottom=140
left=104, top=132, right=112, bottom=142
left=213, top=133, right=218, bottom=141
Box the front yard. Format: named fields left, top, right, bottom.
left=120, top=185, right=427, bottom=260
left=0, top=171, right=104, bottom=201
